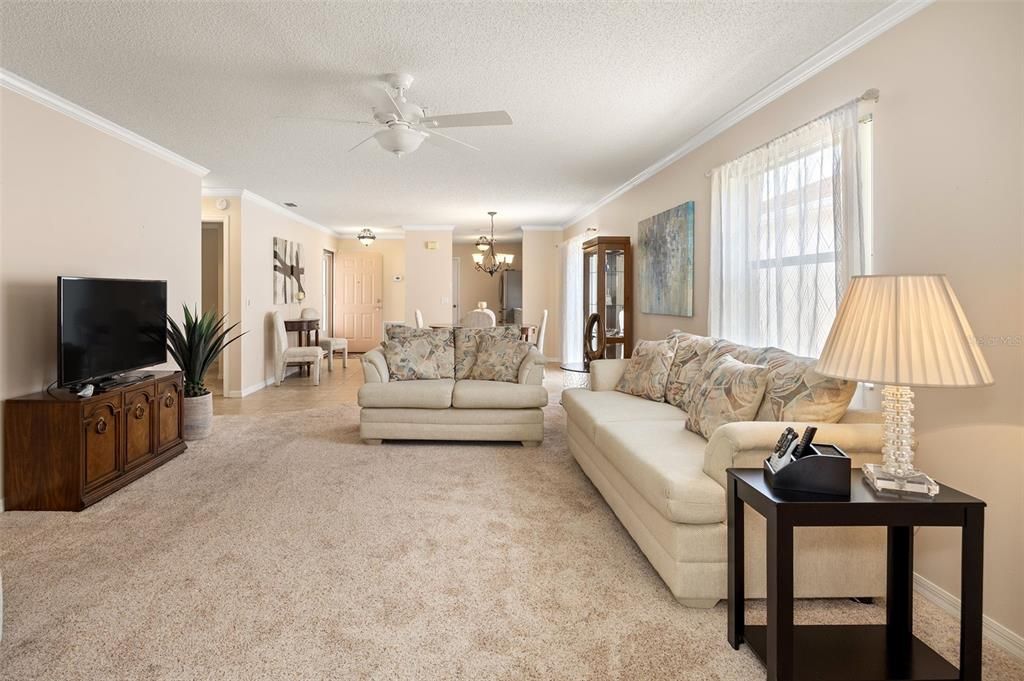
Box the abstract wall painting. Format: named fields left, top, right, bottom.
left=637, top=201, right=694, bottom=317
left=273, top=237, right=305, bottom=304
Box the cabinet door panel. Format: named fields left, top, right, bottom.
left=156, top=379, right=182, bottom=451
left=124, top=386, right=156, bottom=470
left=83, top=401, right=120, bottom=490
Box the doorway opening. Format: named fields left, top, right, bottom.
left=322, top=249, right=335, bottom=336
left=201, top=219, right=229, bottom=396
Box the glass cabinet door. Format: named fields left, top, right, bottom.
left=584, top=251, right=598, bottom=318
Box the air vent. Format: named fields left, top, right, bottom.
left=283, top=202, right=298, bottom=208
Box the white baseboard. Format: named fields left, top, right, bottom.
left=914, top=572, right=1024, bottom=660
left=226, top=369, right=300, bottom=398
left=0, top=496, right=4, bottom=512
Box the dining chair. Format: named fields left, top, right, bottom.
left=302, top=307, right=350, bottom=370
left=461, top=309, right=495, bottom=328
left=535, top=309, right=548, bottom=355
left=272, top=310, right=326, bottom=385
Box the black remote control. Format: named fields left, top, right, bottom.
left=793, top=426, right=818, bottom=459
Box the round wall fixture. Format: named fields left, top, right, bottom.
left=215, top=198, right=229, bottom=210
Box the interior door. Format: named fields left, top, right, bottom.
left=338, top=252, right=383, bottom=352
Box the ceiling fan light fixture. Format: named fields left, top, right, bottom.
left=356, top=228, right=376, bottom=247
left=374, top=125, right=426, bottom=157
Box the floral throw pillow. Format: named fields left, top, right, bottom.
left=382, top=328, right=455, bottom=380
left=664, top=335, right=717, bottom=410
left=754, top=351, right=857, bottom=423
left=454, top=326, right=521, bottom=379
left=615, top=339, right=675, bottom=402
left=468, top=335, right=532, bottom=382
left=685, top=353, right=770, bottom=439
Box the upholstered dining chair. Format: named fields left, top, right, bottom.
left=534, top=309, right=548, bottom=355
left=461, top=309, right=495, bottom=328
left=272, top=310, right=326, bottom=385
left=299, top=307, right=348, bottom=370
left=414, top=309, right=425, bottom=328
left=480, top=308, right=497, bottom=325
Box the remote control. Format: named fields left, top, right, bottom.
left=793, top=426, right=818, bottom=459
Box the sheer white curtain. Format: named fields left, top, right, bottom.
left=709, top=101, right=864, bottom=357
left=561, top=234, right=585, bottom=363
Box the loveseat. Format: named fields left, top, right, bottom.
left=359, top=326, right=548, bottom=445
left=563, top=332, right=887, bottom=607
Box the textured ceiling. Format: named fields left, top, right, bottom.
left=1, top=1, right=890, bottom=237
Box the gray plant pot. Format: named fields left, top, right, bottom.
left=183, top=392, right=214, bottom=441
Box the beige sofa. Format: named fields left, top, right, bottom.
left=358, top=346, right=548, bottom=445
left=563, top=357, right=887, bottom=608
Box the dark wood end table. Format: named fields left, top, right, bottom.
left=727, top=468, right=985, bottom=681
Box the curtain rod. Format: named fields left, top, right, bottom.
left=703, top=88, right=879, bottom=178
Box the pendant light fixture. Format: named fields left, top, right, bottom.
left=356, top=228, right=377, bottom=247
left=472, top=212, right=514, bottom=277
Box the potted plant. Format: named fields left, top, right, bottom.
left=166, top=306, right=244, bottom=441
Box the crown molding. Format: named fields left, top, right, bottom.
left=402, top=225, right=455, bottom=232
left=520, top=225, right=564, bottom=232
left=561, top=0, right=933, bottom=228
left=1, top=68, right=210, bottom=177
left=201, top=187, right=243, bottom=198
left=239, top=190, right=335, bottom=236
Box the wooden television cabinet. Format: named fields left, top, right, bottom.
left=3, top=371, right=187, bottom=511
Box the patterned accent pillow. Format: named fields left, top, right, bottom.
left=454, top=326, right=521, bottom=379
left=382, top=328, right=455, bottom=380
left=468, top=335, right=532, bottom=382
left=664, top=335, right=717, bottom=410
left=615, top=339, right=675, bottom=402
left=754, top=351, right=857, bottom=422
left=685, top=354, right=770, bottom=439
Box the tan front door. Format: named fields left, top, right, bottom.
left=337, top=252, right=383, bottom=352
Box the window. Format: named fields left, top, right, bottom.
left=709, top=101, right=869, bottom=357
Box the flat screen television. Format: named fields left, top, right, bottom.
left=58, top=276, right=168, bottom=387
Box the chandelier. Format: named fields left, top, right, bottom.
left=356, top=228, right=376, bottom=246
left=472, top=211, right=514, bottom=277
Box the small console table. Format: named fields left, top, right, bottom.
left=3, top=371, right=187, bottom=511
left=727, top=468, right=985, bottom=681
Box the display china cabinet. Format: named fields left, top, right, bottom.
left=582, top=236, right=633, bottom=359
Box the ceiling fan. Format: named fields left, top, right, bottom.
left=284, top=73, right=513, bottom=157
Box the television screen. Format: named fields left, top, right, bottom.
left=58, top=277, right=168, bottom=386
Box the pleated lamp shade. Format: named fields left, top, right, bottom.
left=816, top=275, right=993, bottom=387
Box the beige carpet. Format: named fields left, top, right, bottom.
left=1, top=399, right=1022, bottom=680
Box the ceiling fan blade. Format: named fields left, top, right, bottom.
left=347, top=132, right=378, bottom=152
left=274, top=115, right=377, bottom=126
left=419, top=110, right=512, bottom=128
left=383, top=88, right=407, bottom=121
left=425, top=129, right=481, bottom=152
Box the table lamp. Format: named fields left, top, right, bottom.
left=816, top=275, right=993, bottom=496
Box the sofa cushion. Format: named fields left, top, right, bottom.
left=468, top=336, right=532, bottom=382
left=561, top=388, right=684, bottom=441
left=382, top=328, right=455, bottom=380
left=452, top=380, right=548, bottom=409
left=454, top=326, right=521, bottom=379
left=755, top=351, right=857, bottom=423
left=615, top=339, right=675, bottom=402
left=664, top=335, right=717, bottom=410
left=685, top=354, right=770, bottom=439
left=358, top=379, right=455, bottom=409
left=595, top=420, right=726, bottom=524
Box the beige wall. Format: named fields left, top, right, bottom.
left=238, top=195, right=337, bottom=393
left=0, top=88, right=203, bottom=503
left=403, top=228, right=453, bottom=324
left=453, top=241, right=522, bottom=322
left=335, top=237, right=406, bottom=324
left=520, top=230, right=561, bottom=359
left=564, top=1, right=1024, bottom=637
